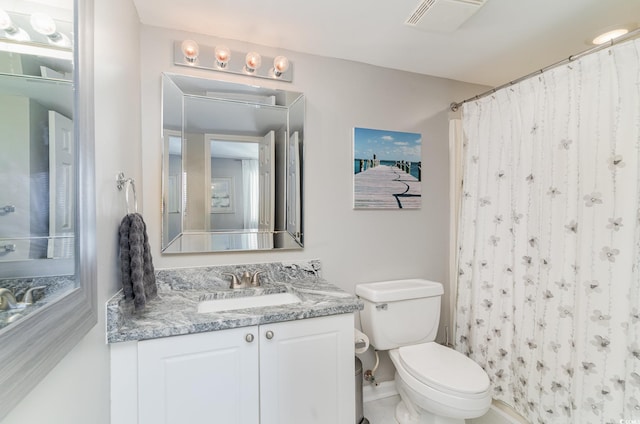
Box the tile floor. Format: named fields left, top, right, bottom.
left=363, top=396, right=521, bottom=424
left=362, top=395, right=400, bottom=423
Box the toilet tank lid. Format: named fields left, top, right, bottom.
left=356, top=279, right=443, bottom=302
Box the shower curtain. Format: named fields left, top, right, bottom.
left=455, top=38, right=640, bottom=423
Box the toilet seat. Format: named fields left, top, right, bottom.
left=398, top=342, right=490, bottom=396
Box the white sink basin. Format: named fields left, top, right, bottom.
left=197, top=292, right=301, bottom=314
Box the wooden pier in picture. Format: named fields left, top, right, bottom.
left=354, top=165, right=421, bottom=209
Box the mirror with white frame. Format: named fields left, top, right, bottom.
left=161, top=73, right=304, bottom=253
left=0, top=0, right=96, bottom=419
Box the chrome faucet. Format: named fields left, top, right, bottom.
left=0, top=286, right=46, bottom=311
left=23, top=286, right=46, bottom=304
left=222, top=271, right=264, bottom=289
left=0, top=288, right=18, bottom=310
left=250, top=271, right=263, bottom=287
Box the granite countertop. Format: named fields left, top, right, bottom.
left=0, top=275, right=76, bottom=330
left=106, top=260, right=363, bottom=344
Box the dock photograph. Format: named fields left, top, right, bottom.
left=353, top=127, right=422, bottom=209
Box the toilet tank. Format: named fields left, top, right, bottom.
left=356, top=279, right=444, bottom=351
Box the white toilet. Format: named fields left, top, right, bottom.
left=356, top=279, right=491, bottom=424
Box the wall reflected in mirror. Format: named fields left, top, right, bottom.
left=0, top=2, right=76, bottom=330
left=161, top=73, right=304, bottom=253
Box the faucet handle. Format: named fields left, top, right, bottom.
left=222, top=272, right=240, bottom=289
left=0, top=288, right=18, bottom=310
left=23, top=286, right=46, bottom=304
left=250, top=271, right=264, bottom=287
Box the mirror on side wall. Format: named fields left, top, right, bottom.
left=161, top=73, right=304, bottom=253
left=0, top=0, right=96, bottom=419
left=0, top=5, right=75, bottom=321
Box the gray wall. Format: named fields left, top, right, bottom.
left=210, top=157, right=244, bottom=230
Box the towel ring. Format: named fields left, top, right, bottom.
left=116, top=172, right=138, bottom=214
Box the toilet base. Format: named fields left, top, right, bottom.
left=395, top=394, right=464, bottom=424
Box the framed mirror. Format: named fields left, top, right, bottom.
left=161, top=73, right=304, bottom=253
left=0, top=0, right=96, bottom=418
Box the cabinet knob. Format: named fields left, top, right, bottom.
left=245, top=333, right=254, bottom=343
left=265, top=330, right=274, bottom=340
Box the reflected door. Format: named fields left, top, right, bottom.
left=48, top=111, right=74, bottom=258
left=0, top=95, right=47, bottom=261
left=287, top=131, right=301, bottom=240
left=259, top=131, right=275, bottom=231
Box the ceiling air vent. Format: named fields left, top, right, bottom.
left=405, top=0, right=487, bottom=32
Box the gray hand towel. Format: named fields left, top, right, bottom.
left=119, top=213, right=157, bottom=311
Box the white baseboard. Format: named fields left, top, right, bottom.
left=362, top=380, right=398, bottom=403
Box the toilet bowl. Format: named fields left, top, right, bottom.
left=356, top=279, right=491, bottom=424
left=390, top=343, right=491, bottom=423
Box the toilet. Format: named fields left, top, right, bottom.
left=356, top=279, right=491, bottom=424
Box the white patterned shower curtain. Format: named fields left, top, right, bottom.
left=455, top=38, right=640, bottom=423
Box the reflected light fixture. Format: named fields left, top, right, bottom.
left=273, top=55, right=290, bottom=77
left=592, top=28, right=629, bottom=45
left=214, top=45, right=230, bottom=68
left=245, top=51, right=262, bottom=73
left=181, top=39, right=200, bottom=63
left=0, top=9, right=18, bottom=34
left=173, top=40, right=292, bottom=82
left=30, top=12, right=69, bottom=46
left=0, top=8, right=29, bottom=41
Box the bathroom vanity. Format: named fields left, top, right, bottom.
left=107, top=261, right=362, bottom=424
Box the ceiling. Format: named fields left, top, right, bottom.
left=132, top=0, right=640, bottom=87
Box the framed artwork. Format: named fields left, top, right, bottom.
left=353, top=127, right=422, bottom=209
left=211, top=177, right=235, bottom=213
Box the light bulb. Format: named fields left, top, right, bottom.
left=215, top=45, right=230, bottom=68
left=30, top=12, right=66, bottom=44
left=273, top=55, right=289, bottom=77
left=245, top=52, right=262, bottom=72
left=181, top=39, right=200, bottom=63
left=0, top=9, right=30, bottom=41
left=30, top=13, right=56, bottom=36
left=0, top=9, right=16, bottom=33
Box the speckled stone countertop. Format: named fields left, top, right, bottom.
left=106, top=260, right=363, bottom=343
left=0, top=275, right=76, bottom=330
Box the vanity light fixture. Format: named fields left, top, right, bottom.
left=244, top=51, right=262, bottom=73
left=30, top=12, right=71, bottom=47
left=0, top=9, right=18, bottom=35
left=273, top=55, right=290, bottom=77
left=0, top=8, right=30, bottom=41
left=181, top=39, right=200, bottom=63
left=173, top=40, right=293, bottom=82
left=214, top=45, right=230, bottom=68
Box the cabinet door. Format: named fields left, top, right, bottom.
left=138, top=327, right=259, bottom=424
left=259, top=314, right=355, bottom=424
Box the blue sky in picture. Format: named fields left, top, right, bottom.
left=353, top=127, right=422, bottom=162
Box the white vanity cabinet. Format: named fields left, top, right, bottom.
left=258, top=314, right=354, bottom=424
left=110, top=313, right=355, bottom=424
left=137, top=326, right=260, bottom=424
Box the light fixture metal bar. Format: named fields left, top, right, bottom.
left=173, top=41, right=293, bottom=83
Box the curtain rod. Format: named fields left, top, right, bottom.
left=450, top=27, right=640, bottom=112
